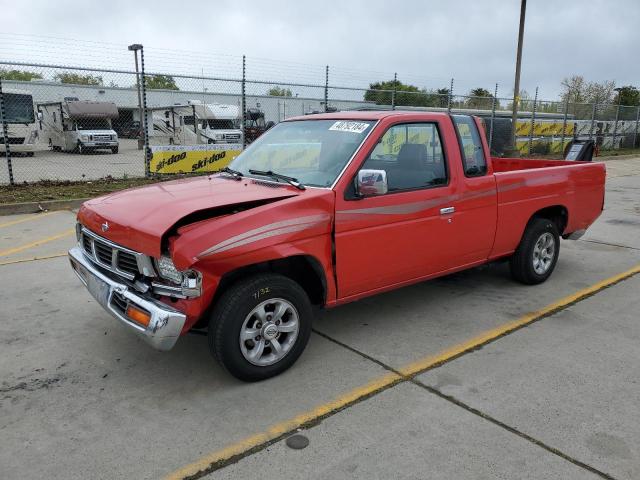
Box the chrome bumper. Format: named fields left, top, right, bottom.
left=68, top=246, right=186, bottom=351
left=81, top=141, right=118, bottom=147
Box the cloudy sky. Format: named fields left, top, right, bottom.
left=1, top=0, right=638, bottom=100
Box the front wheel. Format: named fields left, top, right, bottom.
left=208, top=274, right=312, bottom=381
left=510, top=218, right=560, bottom=285
left=111, top=146, right=119, bottom=154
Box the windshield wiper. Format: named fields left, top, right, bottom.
left=219, top=166, right=243, bottom=180
left=248, top=169, right=306, bottom=190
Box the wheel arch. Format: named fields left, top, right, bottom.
left=209, top=254, right=328, bottom=316
left=528, top=205, right=568, bottom=235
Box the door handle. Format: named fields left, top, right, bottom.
left=440, top=206, right=455, bottom=215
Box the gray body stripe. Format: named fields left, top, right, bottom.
left=337, top=189, right=496, bottom=216
left=210, top=222, right=324, bottom=254
left=198, top=214, right=330, bottom=258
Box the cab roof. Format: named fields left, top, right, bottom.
left=285, top=110, right=455, bottom=122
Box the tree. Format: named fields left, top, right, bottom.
left=54, top=72, right=103, bottom=85
left=145, top=74, right=178, bottom=90
left=434, top=87, right=450, bottom=107
left=365, top=79, right=423, bottom=106
left=0, top=69, right=43, bottom=81
left=466, top=87, right=498, bottom=109
left=614, top=86, right=640, bottom=106
left=560, top=75, right=616, bottom=104
left=364, top=79, right=452, bottom=108
left=268, top=86, right=293, bottom=97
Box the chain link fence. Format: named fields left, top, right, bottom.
left=2, top=50, right=640, bottom=186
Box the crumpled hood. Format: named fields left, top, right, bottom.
left=77, top=176, right=299, bottom=257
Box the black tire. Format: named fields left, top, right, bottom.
left=111, top=146, right=119, bottom=154
left=208, top=274, right=313, bottom=382
left=510, top=218, right=560, bottom=285
left=26, top=152, right=34, bottom=157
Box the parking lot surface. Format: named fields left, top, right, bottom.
left=3, top=139, right=144, bottom=184
left=1, top=157, right=639, bottom=479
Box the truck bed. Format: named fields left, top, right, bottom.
left=492, top=157, right=591, bottom=172
left=489, top=157, right=606, bottom=259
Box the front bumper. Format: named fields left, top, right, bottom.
left=68, top=246, right=186, bottom=351
left=81, top=141, right=118, bottom=148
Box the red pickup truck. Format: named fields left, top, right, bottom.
left=69, top=112, right=606, bottom=381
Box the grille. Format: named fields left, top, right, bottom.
left=82, top=235, right=93, bottom=255
left=251, top=179, right=285, bottom=188
left=223, top=133, right=241, bottom=142
left=0, top=137, right=25, bottom=145
left=93, top=135, right=111, bottom=141
left=93, top=240, right=113, bottom=265
left=110, top=291, right=128, bottom=314
left=79, top=227, right=150, bottom=280
left=116, top=252, right=139, bottom=276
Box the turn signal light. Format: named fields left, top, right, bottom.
left=126, top=304, right=151, bottom=327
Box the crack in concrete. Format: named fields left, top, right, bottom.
left=0, top=374, right=64, bottom=394
left=582, top=239, right=640, bottom=251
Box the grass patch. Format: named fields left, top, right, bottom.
left=0, top=176, right=172, bottom=204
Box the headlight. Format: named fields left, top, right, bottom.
left=156, top=255, right=183, bottom=284
left=214, top=134, right=224, bottom=141
left=81, top=135, right=89, bottom=142
left=154, top=255, right=203, bottom=297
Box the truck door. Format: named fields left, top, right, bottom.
left=334, top=121, right=459, bottom=298
left=443, top=115, right=498, bottom=267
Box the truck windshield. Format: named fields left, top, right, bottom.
left=206, top=119, right=236, bottom=130
left=4, top=93, right=35, bottom=124
left=229, top=119, right=373, bottom=188
left=75, top=118, right=110, bottom=130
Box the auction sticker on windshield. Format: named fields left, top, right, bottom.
left=329, top=121, right=370, bottom=134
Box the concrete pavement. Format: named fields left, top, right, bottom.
left=0, top=156, right=638, bottom=479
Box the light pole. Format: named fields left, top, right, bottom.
left=510, top=0, right=527, bottom=153
left=128, top=44, right=144, bottom=150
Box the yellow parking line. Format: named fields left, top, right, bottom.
left=164, top=262, right=640, bottom=480
left=0, top=253, right=68, bottom=266
left=0, top=211, right=64, bottom=229
left=0, top=229, right=75, bottom=257
left=166, top=372, right=402, bottom=480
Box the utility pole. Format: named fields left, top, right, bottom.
left=510, top=0, right=527, bottom=153
left=128, top=44, right=144, bottom=150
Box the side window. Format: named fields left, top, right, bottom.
left=360, top=123, right=447, bottom=192
left=452, top=115, right=487, bottom=176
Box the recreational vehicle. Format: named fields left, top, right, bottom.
left=148, top=102, right=244, bottom=146
left=0, top=89, right=39, bottom=156
left=39, top=100, right=119, bottom=153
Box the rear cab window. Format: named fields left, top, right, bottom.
left=452, top=115, right=487, bottom=177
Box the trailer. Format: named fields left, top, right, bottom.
left=148, top=102, right=244, bottom=146
left=38, top=100, right=119, bottom=154
left=0, top=89, right=39, bottom=156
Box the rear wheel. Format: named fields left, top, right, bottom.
left=510, top=218, right=560, bottom=284
left=208, top=274, right=312, bottom=382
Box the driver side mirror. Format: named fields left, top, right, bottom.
left=356, top=169, right=388, bottom=197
